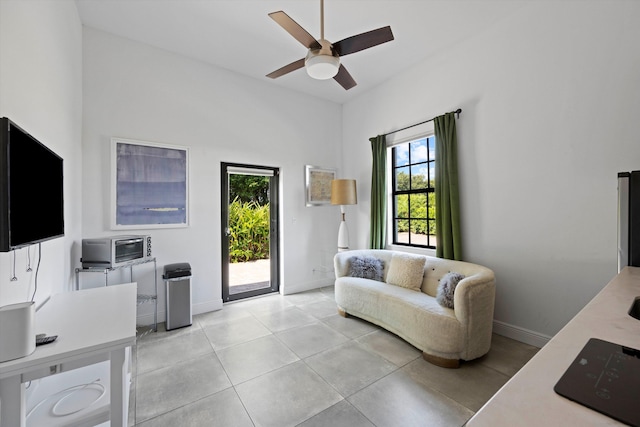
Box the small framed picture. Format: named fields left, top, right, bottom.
left=305, top=165, right=336, bottom=206
left=111, top=137, right=189, bottom=229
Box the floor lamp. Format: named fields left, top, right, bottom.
left=331, top=179, right=357, bottom=251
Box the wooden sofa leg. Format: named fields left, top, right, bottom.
left=337, top=307, right=348, bottom=318
left=422, top=352, right=460, bottom=369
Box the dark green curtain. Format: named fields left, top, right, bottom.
left=434, top=112, right=462, bottom=260
left=369, top=135, right=387, bottom=249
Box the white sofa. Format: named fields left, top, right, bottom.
left=334, top=249, right=496, bottom=368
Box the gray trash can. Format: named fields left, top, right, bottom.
left=163, top=262, right=192, bottom=331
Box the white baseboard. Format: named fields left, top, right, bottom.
left=136, top=298, right=223, bottom=326
left=282, top=278, right=334, bottom=295
left=193, top=299, right=223, bottom=315
left=492, top=319, right=551, bottom=348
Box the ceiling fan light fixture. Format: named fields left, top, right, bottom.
left=305, top=53, right=340, bottom=80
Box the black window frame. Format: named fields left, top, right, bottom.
left=391, top=135, right=436, bottom=249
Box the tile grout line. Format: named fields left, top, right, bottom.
left=131, top=287, right=536, bottom=426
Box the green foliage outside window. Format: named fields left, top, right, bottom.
left=229, top=175, right=270, bottom=205
left=395, top=172, right=435, bottom=235
left=395, top=169, right=433, bottom=191
left=229, top=198, right=270, bottom=263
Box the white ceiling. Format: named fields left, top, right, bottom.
left=75, top=0, right=528, bottom=104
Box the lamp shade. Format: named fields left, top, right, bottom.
left=331, top=179, right=357, bottom=205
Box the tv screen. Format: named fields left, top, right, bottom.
left=0, top=117, right=64, bottom=252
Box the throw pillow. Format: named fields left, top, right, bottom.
left=348, top=256, right=384, bottom=282
left=436, top=272, right=465, bottom=309
left=385, top=253, right=426, bottom=292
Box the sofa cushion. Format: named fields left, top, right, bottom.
left=436, top=272, right=465, bottom=308
left=422, top=257, right=467, bottom=297
left=386, top=252, right=426, bottom=292
left=348, top=255, right=384, bottom=281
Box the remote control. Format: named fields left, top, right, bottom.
left=36, top=335, right=57, bottom=346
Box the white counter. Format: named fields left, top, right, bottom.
left=0, top=283, right=137, bottom=427
left=468, top=266, right=640, bottom=426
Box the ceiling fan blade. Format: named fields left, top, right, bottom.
left=266, top=58, right=306, bottom=79
left=333, top=26, right=394, bottom=57
left=334, top=64, right=356, bottom=90
left=269, top=11, right=322, bottom=50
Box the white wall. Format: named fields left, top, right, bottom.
left=343, top=1, right=640, bottom=343
left=81, top=28, right=342, bottom=322
left=5, top=0, right=635, bottom=344
left=0, top=0, right=83, bottom=307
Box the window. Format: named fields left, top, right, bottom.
left=391, top=135, right=436, bottom=248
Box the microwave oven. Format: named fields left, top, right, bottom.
left=81, top=235, right=152, bottom=269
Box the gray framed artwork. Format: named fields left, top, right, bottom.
left=111, top=138, right=189, bottom=229
left=305, top=165, right=336, bottom=206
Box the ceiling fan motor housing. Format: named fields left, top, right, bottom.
left=305, top=39, right=340, bottom=80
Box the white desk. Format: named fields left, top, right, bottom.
left=468, top=267, right=640, bottom=426
left=0, top=284, right=137, bottom=427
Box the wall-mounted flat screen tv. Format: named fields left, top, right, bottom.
left=0, top=117, right=64, bottom=252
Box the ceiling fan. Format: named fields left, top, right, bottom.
left=266, top=0, right=394, bottom=90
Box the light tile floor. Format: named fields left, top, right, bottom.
left=131, top=286, right=539, bottom=427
